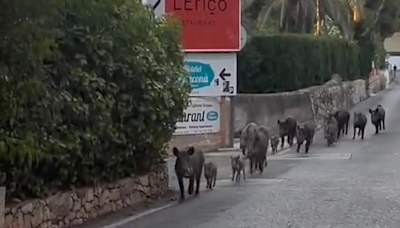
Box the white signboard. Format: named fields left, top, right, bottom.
left=174, top=97, right=220, bottom=135
left=143, top=0, right=165, bottom=17
left=185, top=53, right=237, bottom=96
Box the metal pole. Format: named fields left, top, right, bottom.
left=228, top=96, right=235, bottom=147
left=0, top=187, right=5, bottom=228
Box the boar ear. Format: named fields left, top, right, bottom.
left=172, top=147, right=179, bottom=156
left=369, top=109, right=372, bottom=114
left=187, top=146, right=195, bottom=155
left=277, top=120, right=281, bottom=124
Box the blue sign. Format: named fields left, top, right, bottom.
left=206, top=111, right=218, bottom=121
left=184, top=61, right=214, bottom=89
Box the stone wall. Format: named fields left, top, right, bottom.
left=306, top=79, right=367, bottom=128
left=234, top=79, right=367, bottom=134
left=3, top=165, right=168, bottom=228
left=234, top=91, right=314, bottom=136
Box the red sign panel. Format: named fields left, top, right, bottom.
left=165, top=0, right=241, bottom=52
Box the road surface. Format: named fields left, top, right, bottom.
left=111, top=78, right=400, bottom=227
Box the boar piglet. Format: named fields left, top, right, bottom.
left=204, top=161, right=217, bottom=190
left=324, top=114, right=338, bottom=146
left=270, top=135, right=279, bottom=154
left=231, top=155, right=245, bottom=182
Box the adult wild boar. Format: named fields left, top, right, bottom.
left=353, top=112, right=367, bottom=139
left=257, top=125, right=270, bottom=168
left=296, top=122, right=316, bottom=153
left=334, top=109, right=350, bottom=139
left=173, top=146, right=205, bottom=201
left=239, top=122, right=258, bottom=156
left=277, top=117, right=297, bottom=148
left=246, top=125, right=269, bottom=175
left=369, top=105, right=386, bottom=134
left=324, top=114, right=338, bottom=146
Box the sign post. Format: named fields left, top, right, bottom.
left=0, top=187, right=5, bottom=228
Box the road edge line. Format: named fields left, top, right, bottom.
left=99, top=202, right=177, bottom=228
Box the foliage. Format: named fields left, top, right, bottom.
left=238, top=34, right=361, bottom=93
left=353, top=0, right=400, bottom=76
left=0, top=0, right=190, bottom=201
left=242, top=0, right=361, bottom=38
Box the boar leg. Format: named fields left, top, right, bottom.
left=296, top=142, right=302, bottom=153
left=188, top=176, right=194, bottom=195
left=305, top=140, right=310, bottom=153
left=195, top=173, right=201, bottom=195
left=361, top=128, right=365, bottom=139
left=177, top=176, right=185, bottom=200
left=212, top=174, right=216, bottom=188
left=249, top=159, right=254, bottom=175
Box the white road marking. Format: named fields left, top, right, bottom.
left=99, top=203, right=177, bottom=228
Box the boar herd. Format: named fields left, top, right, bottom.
left=323, top=105, right=385, bottom=145
left=172, top=105, right=385, bottom=201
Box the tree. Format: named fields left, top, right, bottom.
left=242, top=0, right=365, bottom=38
left=0, top=0, right=190, bottom=201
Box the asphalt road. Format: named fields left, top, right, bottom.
left=119, top=79, right=400, bottom=228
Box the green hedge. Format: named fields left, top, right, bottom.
left=238, top=34, right=361, bottom=93
left=0, top=0, right=190, bottom=201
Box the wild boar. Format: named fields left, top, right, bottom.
left=204, top=161, right=217, bottom=189
left=231, top=155, right=245, bottom=182
left=246, top=126, right=269, bottom=175
left=270, top=135, right=279, bottom=154
left=334, top=109, right=350, bottom=139
left=277, top=117, right=297, bottom=148
left=369, top=105, right=385, bottom=134
left=353, top=112, right=367, bottom=139
left=239, top=122, right=258, bottom=156
left=296, top=122, right=316, bottom=153
left=324, top=114, right=338, bottom=146
left=173, top=146, right=205, bottom=201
